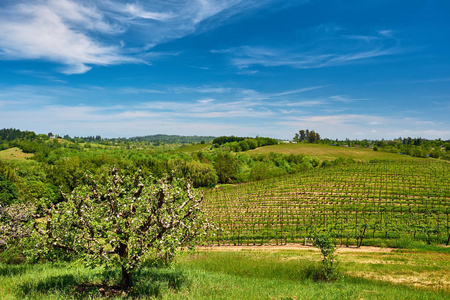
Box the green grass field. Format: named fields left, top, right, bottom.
left=1, top=247, right=448, bottom=299
left=0, top=147, right=34, bottom=161
left=250, top=143, right=414, bottom=162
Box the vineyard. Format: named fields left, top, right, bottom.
left=202, top=159, right=450, bottom=246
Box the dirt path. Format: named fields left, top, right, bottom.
left=197, top=243, right=394, bottom=253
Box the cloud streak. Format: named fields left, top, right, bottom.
left=213, top=30, right=402, bottom=70
left=0, top=0, right=280, bottom=74
left=0, top=0, right=138, bottom=74
left=1, top=81, right=448, bottom=140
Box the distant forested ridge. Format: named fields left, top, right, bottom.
left=0, top=128, right=39, bottom=141
left=127, top=134, right=216, bottom=145
left=1, top=127, right=449, bottom=217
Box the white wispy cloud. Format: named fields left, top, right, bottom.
left=123, top=3, right=173, bottom=20
left=15, top=70, right=67, bottom=83
left=299, top=114, right=386, bottom=126
left=330, top=95, right=369, bottom=102
left=173, top=86, right=234, bottom=94
left=119, top=87, right=165, bottom=94
left=378, top=30, right=394, bottom=38
left=213, top=29, right=402, bottom=70
left=412, top=78, right=450, bottom=83
left=0, top=0, right=137, bottom=74
left=278, top=100, right=325, bottom=107
left=279, top=113, right=450, bottom=140
left=0, top=0, right=279, bottom=74
left=0, top=98, right=273, bottom=137
left=1, top=82, right=448, bottom=139
left=272, top=86, right=327, bottom=96
left=197, top=98, right=215, bottom=104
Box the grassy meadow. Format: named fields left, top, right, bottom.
left=0, top=147, right=34, bottom=161
left=249, top=143, right=415, bottom=162
left=172, top=143, right=210, bottom=153
left=1, top=247, right=448, bottom=299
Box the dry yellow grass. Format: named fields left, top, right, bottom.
left=0, top=147, right=34, bottom=161
left=196, top=245, right=450, bottom=292
left=249, top=143, right=417, bottom=162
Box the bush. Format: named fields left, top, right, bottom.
left=249, top=162, right=285, bottom=181
left=214, top=152, right=240, bottom=184
left=0, top=175, right=18, bottom=206
left=311, top=230, right=341, bottom=282
left=183, top=161, right=218, bottom=188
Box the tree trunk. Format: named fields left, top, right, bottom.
left=119, top=242, right=132, bottom=289
left=121, top=265, right=133, bottom=289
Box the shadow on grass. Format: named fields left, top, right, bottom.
left=18, top=273, right=81, bottom=297
left=131, top=267, right=188, bottom=298
left=15, top=266, right=188, bottom=299
left=0, top=263, right=31, bottom=276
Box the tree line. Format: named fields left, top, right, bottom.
left=293, top=129, right=321, bottom=143
left=291, top=128, right=450, bottom=160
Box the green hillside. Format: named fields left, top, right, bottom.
left=203, top=159, right=450, bottom=246
left=172, top=143, right=210, bottom=153
left=0, top=147, right=34, bottom=161
left=250, top=143, right=417, bottom=162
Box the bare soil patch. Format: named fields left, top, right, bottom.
left=74, top=283, right=130, bottom=298
left=197, top=243, right=393, bottom=253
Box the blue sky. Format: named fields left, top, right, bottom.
left=0, top=0, right=449, bottom=140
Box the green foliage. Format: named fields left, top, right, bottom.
left=128, top=134, right=215, bottom=145
left=214, top=152, right=241, bottom=183
left=321, top=157, right=356, bottom=168
left=182, top=160, right=218, bottom=188
left=31, top=168, right=211, bottom=288
left=0, top=246, right=25, bottom=264
left=294, top=129, right=321, bottom=143
left=213, top=136, right=246, bottom=145
left=0, top=174, right=18, bottom=206
left=311, top=229, right=341, bottom=281
left=249, top=161, right=286, bottom=181
left=20, top=180, right=59, bottom=206
left=0, top=128, right=40, bottom=142
left=214, top=136, right=278, bottom=151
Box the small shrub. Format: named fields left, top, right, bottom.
left=311, top=230, right=341, bottom=282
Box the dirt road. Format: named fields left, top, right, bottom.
left=197, top=243, right=394, bottom=253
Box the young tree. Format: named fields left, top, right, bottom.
left=312, top=229, right=340, bottom=281
left=32, top=168, right=211, bottom=289
left=214, top=152, right=240, bottom=183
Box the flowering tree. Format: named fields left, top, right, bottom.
left=32, top=168, right=210, bottom=289
left=0, top=203, right=35, bottom=249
